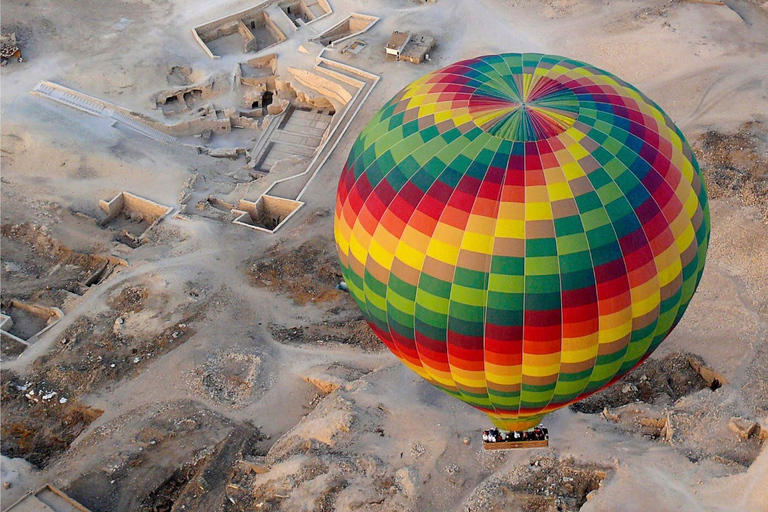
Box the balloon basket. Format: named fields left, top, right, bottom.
left=482, top=426, right=549, bottom=451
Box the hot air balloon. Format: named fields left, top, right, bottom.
left=334, top=53, right=709, bottom=439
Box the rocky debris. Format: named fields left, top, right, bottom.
left=1, top=223, right=101, bottom=268
left=269, top=318, right=382, bottom=352
left=167, top=65, right=193, bottom=86
left=638, top=414, right=674, bottom=443
left=597, top=395, right=764, bottom=468
left=139, top=457, right=207, bottom=511
left=601, top=407, right=620, bottom=423
left=299, top=364, right=370, bottom=396
left=207, top=196, right=234, bottom=211
left=693, top=121, right=768, bottom=218
left=688, top=357, right=727, bottom=389
left=463, top=456, right=610, bottom=512
left=209, top=148, right=240, bottom=159
left=409, top=442, right=426, bottom=459
left=250, top=238, right=384, bottom=352
left=1, top=369, right=103, bottom=468
left=268, top=395, right=360, bottom=464
left=176, top=172, right=201, bottom=215
left=0, top=332, right=27, bottom=360
left=606, top=0, right=678, bottom=32
left=225, top=453, right=394, bottom=512
left=183, top=172, right=199, bottom=191
left=58, top=401, right=259, bottom=512
left=107, top=285, right=148, bottom=314
left=114, top=228, right=142, bottom=249
left=728, top=417, right=760, bottom=441
left=49, top=311, right=195, bottom=399
left=190, top=351, right=263, bottom=408
left=1, top=279, right=208, bottom=469
left=1, top=222, right=113, bottom=302
left=599, top=403, right=675, bottom=441
left=247, top=238, right=344, bottom=305
left=220, top=393, right=411, bottom=512
left=570, top=352, right=712, bottom=414
left=169, top=427, right=255, bottom=511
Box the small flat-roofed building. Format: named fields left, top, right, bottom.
left=386, top=31, right=435, bottom=64
left=385, top=31, right=410, bottom=60
left=401, top=34, right=435, bottom=64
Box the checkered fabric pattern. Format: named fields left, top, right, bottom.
left=334, top=53, right=710, bottom=430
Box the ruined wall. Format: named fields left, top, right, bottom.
left=235, top=200, right=260, bottom=222
left=263, top=12, right=287, bottom=44
left=281, top=0, right=331, bottom=23
left=245, top=53, right=278, bottom=74
left=165, top=117, right=232, bottom=137
left=198, top=21, right=240, bottom=42
left=282, top=0, right=318, bottom=21
left=194, top=4, right=271, bottom=41
left=238, top=19, right=259, bottom=53
left=318, top=57, right=380, bottom=82
left=299, top=1, right=317, bottom=21
left=100, top=193, right=172, bottom=225
left=231, top=116, right=261, bottom=129
left=349, top=16, right=374, bottom=32
left=241, top=76, right=276, bottom=89
left=315, top=65, right=364, bottom=90
left=9, top=300, right=63, bottom=324
left=242, top=88, right=265, bottom=109
left=99, top=193, right=125, bottom=222
left=287, top=68, right=352, bottom=109
left=122, top=193, right=172, bottom=224
left=318, top=19, right=350, bottom=41
left=266, top=103, right=284, bottom=115
left=314, top=13, right=379, bottom=47
left=0, top=314, right=13, bottom=332
left=154, top=75, right=231, bottom=110
left=234, top=195, right=303, bottom=232
left=262, top=195, right=302, bottom=220
left=317, top=0, right=332, bottom=16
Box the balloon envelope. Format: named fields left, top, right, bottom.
left=335, top=53, right=709, bottom=430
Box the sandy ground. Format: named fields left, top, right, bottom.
left=2, top=0, right=768, bottom=510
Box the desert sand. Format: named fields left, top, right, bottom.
left=1, top=0, right=767, bottom=511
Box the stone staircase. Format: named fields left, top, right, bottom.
left=32, top=81, right=177, bottom=144
left=32, top=81, right=106, bottom=117
left=265, top=57, right=378, bottom=200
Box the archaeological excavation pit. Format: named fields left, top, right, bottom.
left=569, top=353, right=720, bottom=414
left=239, top=53, right=278, bottom=82
left=313, top=13, right=379, bottom=47
left=233, top=195, right=304, bottom=233
left=248, top=106, right=334, bottom=174
left=1, top=300, right=64, bottom=344
left=154, top=77, right=227, bottom=118
left=465, top=456, right=610, bottom=512
left=193, top=5, right=288, bottom=59
left=3, top=485, right=92, bottom=512
left=98, top=192, right=173, bottom=247
left=278, top=0, right=332, bottom=27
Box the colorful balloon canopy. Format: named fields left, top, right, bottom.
left=334, top=53, right=709, bottom=430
